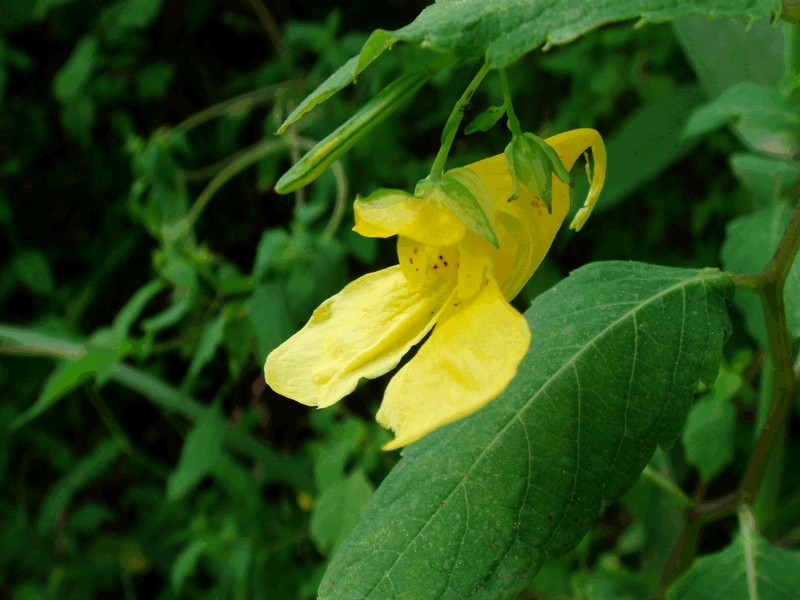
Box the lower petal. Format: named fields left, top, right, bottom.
left=265, top=266, right=452, bottom=408
left=376, top=277, right=531, bottom=449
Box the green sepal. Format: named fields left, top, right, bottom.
left=275, top=70, right=429, bottom=194
left=464, top=105, right=506, bottom=135
left=504, top=132, right=571, bottom=212
left=415, top=168, right=499, bottom=247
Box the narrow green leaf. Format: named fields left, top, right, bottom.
left=10, top=344, right=119, bottom=431
left=277, top=29, right=398, bottom=134
left=111, top=279, right=164, bottom=339
left=392, top=0, right=779, bottom=68
left=36, top=438, right=121, bottom=535
left=311, top=470, right=374, bottom=555
left=320, top=262, right=732, bottom=599
left=171, top=540, right=208, bottom=595
left=275, top=70, right=428, bottom=194
left=13, top=249, right=55, bottom=295
left=53, top=34, right=98, bottom=101
left=166, top=404, right=226, bottom=500
left=722, top=201, right=800, bottom=345
left=667, top=532, right=800, bottom=599
left=185, top=312, right=227, bottom=381
left=464, top=104, right=506, bottom=135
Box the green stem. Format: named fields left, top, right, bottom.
left=173, top=84, right=290, bottom=135
left=737, top=504, right=759, bottom=596
left=739, top=198, right=800, bottom=502
left=784, top=21, right=800, bottom=99
left=183, top=138, right=284, bottom=230
left=641, top=465, right=693, bottom=509
left=498, top=69, right=523, bottom=137
left=429, top=63, right=491, bottom=179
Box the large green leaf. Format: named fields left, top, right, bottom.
left=279, top=1, right=777, bottom=132
left=671, top=15, right=783, bottom=99
left=394, top=0, right=779, bottom=68
left=319, top=262, right=732, bottom=599
left=667, top=530, right=800, bottom=599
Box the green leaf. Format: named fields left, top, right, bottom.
left=53, top=34, right=98, bottom=101
left=9, top=343, right=119, bottom=431
left=185, top=312, right=227, bottom=381
left=12, top=249, right=55, bottom=295
left=671, top=15, right=783, bottom=99
left=464, top=104, right=506, bottom=135
left=248, top=282, right=296, bottom=361
left=722, top=201, right=800, bottom=345
left=275, top=70, right=428, bottom=194
left=682, top=366, right=741, bottom=481
left=36, top=438, right=121, bottom=535
left=253, top=229, right=290, bottom=280
left=311, top=470, right=374, bottom=556
left=171, top=540, right=208, bottom=595
left=101, top=0, right=165, bottom=38
left=392, top=0, right=779, bottom=69
left=111, top=279, right=164, bottom=339
left=166, top=405, right=226, bottom=500
left=597, top=85, right=705, bottom=212
left=277, top=29, right=399, bottom=134
left=730, top=153, right=799, bottom=202
left=320, top=262, right=732, bottom=599
left=685, top=82, right=800, bottom=154
left=135, top=61, right=174, bottom=99
left=313, top=418, right=369, bottom=491
left=667, top=532, right=800, bottom=599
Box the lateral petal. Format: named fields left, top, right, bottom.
left=265, top=266, right=452, bottom=408
left=377, top=277, right=531, bottom=449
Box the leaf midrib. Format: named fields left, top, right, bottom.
left=357, top=268, right=726, bottom=599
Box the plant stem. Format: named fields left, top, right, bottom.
left=498, top=69, right=523, bottom=137
left=429, top=62, right=491, bottom=179
left=183, top=138, right=285, bottom=231
left=739, top=198, right=800, bottom=502
left=173, top=84, right=290, bottom=135
left=642, top=465, right=693, bottom=509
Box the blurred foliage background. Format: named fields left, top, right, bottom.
left=0, top=0, right=793, bottom=598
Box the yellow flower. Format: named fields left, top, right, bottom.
left=265, top=128, right=606, bottom=450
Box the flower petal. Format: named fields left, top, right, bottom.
left=265, top=266, right=453, bottom=408
left=354, top=189, right=466, bottom=246
left=376, top=277, right=530, bottom=449
left=464, top=128, right=606, bottom=299
left=545, top=128, right=607, bottom=231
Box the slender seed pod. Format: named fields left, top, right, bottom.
left=275, top=70, right=429, bottom=194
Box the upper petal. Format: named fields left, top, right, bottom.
left=353, top=188, right=466, bottom=246
left=464, top=128, right=606, bottom=299
left=545, top=128, right=607, bottom=231
left=376, top=277, right=531, bottom=449
left=265, top=266, right=453, bottom=408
